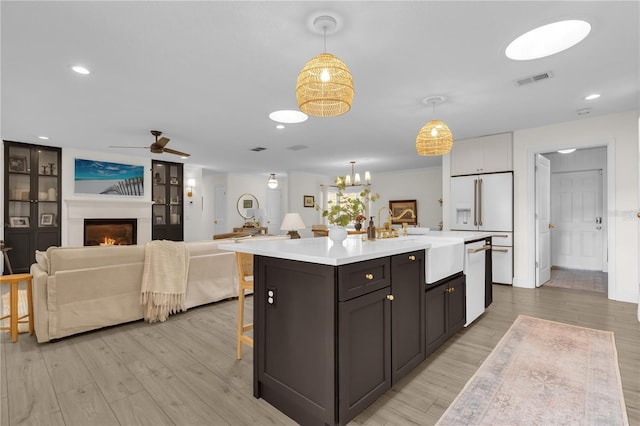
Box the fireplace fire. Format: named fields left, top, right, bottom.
left=84, top=219, right=137, bottom=246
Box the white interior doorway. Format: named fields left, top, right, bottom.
left=532, top=144, right=615, bottom=299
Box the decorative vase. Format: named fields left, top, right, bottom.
left=354, top=222, right=362, bottom=231
left=328, top=226, right=348, bottom=243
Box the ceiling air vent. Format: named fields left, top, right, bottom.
left=250, top=147, right=267, bottom=152
left=286, top=144, right=309, bottom=151
left=514, top=71, right=554, bottom=87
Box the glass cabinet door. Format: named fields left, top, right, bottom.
left=151, top=160, right=183, bottom=241
left=7, top=144, right=32, bottom=228
left=36, top=148, right=59, bottom=228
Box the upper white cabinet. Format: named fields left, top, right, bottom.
left=450, top=132, right=513, bottom=176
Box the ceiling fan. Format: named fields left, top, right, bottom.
left=110, top=130, right=190, bottom=157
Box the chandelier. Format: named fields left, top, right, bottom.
left=337, top=161, right=371, bottom=186
left=296, top=15, right=354, bottom=118
left=416, top=96, right=453, bottom=156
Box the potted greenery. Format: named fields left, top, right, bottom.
left=317, top=180, right=379, bottom=241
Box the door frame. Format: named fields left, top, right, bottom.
left=527, top=139, right=616, bottom=300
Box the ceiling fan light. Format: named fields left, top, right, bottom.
left=296, top=53, right=354, bottom=117
left=416, top=120, right=453, bottom=156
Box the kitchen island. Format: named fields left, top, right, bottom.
left=220, top=233, right=493, bottom=425
left=220, top=235, right=431, bottom=425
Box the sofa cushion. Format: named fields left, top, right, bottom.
left=48, top=245, right=145, bottom=275
left=35, top=250, right=49, bottom=274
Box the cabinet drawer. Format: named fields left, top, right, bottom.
left=338, top=257, right=391, bottom=301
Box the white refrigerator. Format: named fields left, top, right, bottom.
left=450, top=172, right=513, bottom=284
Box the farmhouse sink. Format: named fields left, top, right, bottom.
left=423, top=239, right=464, bottom=284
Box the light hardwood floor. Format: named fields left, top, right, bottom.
left=1, top=284, right=638, bottom=425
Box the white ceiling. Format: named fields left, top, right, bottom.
left=2, top=1, right=638, bottom=179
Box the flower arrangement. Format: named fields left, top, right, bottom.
left=317, top=180, right=380, bottom=227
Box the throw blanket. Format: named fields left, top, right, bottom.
left=140, top=240, right=190, bottom=323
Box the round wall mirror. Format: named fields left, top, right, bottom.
left=237, top=193, right=259, bottom=219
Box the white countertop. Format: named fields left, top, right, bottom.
left=423, top=230, right=493, bottom=242
left=219, top=235, right=432, bottom=266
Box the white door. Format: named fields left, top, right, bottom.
left=450, top=175, right=478, bottom=231
left=478, top=173, right=512, bottom=232
left=213, top=184, right=227, bottom=235
left=551, top=170, right=603, bottom=270
left=535, top=154, right=551, bottom=286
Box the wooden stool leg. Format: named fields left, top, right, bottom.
left=26, top=277, right=34, bottom=335
left=10, top=280, right=18, bottom=343
left=237, top=288, right=245, bottom=360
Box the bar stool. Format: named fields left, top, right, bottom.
left=235, top=252, right=254, bottom=359
left=0, top=273, right=34, bottom=343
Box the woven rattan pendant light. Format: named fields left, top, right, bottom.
left=296, top=15, right=354, bottom=117
left=416, top=96, right=453, bottom=156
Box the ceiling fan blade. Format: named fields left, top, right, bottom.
left=163, top=147, right=190, bottom=157
left=155, top=136, right=170, bottom=148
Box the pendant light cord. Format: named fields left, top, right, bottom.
left=323, top=25, right=327, bottom=52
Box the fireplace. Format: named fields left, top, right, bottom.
left=84, top=219, right=137, bottom=246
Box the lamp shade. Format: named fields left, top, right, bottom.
left=416, top=120, right=453, bottom=156
left=296, top=53, right=354, bottom=117
left=280, top=213, right=306, bottom=231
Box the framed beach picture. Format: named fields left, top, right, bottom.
left=389, top=200, right=417, bottom=225
left=74, top=158, right=144, bottom=196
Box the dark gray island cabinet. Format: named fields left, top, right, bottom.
left=252, top=248, right=425, bottom=426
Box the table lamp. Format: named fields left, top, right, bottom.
left=280, top=213, right=305, bottom=239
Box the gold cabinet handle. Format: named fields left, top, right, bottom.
left=637, top=211, right=640, bottom=219
left=386, top=294, right=394, bottom=301
left=467, top=245, right=491, bottom=253
left=548, top=223, right=555, bottom=229
left=445, top=287, right=456, bottom=293
left=408, top=255, right=416, bottom=261
left=365, top=273, right=374, bottom=280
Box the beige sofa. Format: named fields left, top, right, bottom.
left=30, top=236, right=287, bottom=343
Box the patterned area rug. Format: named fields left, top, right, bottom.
left=436, top=315, right=628, bottom=425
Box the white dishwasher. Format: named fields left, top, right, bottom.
left=464, top=239, right=489, bottom=326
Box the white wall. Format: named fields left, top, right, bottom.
left=368, top=168, right=443, bottom=230
left=287, top=171, right=328, bottom=238
left=513, top=110, right=638, bottom=304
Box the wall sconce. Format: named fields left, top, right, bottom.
left=187, top=178, right=195, bottom=197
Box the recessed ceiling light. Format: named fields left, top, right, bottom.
left=585, top=93, right=600, bottom=100
left=505, top=20, right=591, bottom=60
left=276, top=124, right=285, bottom=129
left=558, top=149, right=576, bottom=154
left=269, top=110, right=308, bottom=124
left=72, top=65, right=90, bottom=75
left=38, top=136, right=49, bottom=140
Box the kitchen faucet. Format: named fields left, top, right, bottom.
left=377, top=206, right=393, bottom=229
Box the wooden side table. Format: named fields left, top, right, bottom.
left=0, top=273, right=34, bottom=342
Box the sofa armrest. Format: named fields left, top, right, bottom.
left=30, top=263, right=50, bottom=343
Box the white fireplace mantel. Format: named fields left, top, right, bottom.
left=65, top=197, right=152, bottom=246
